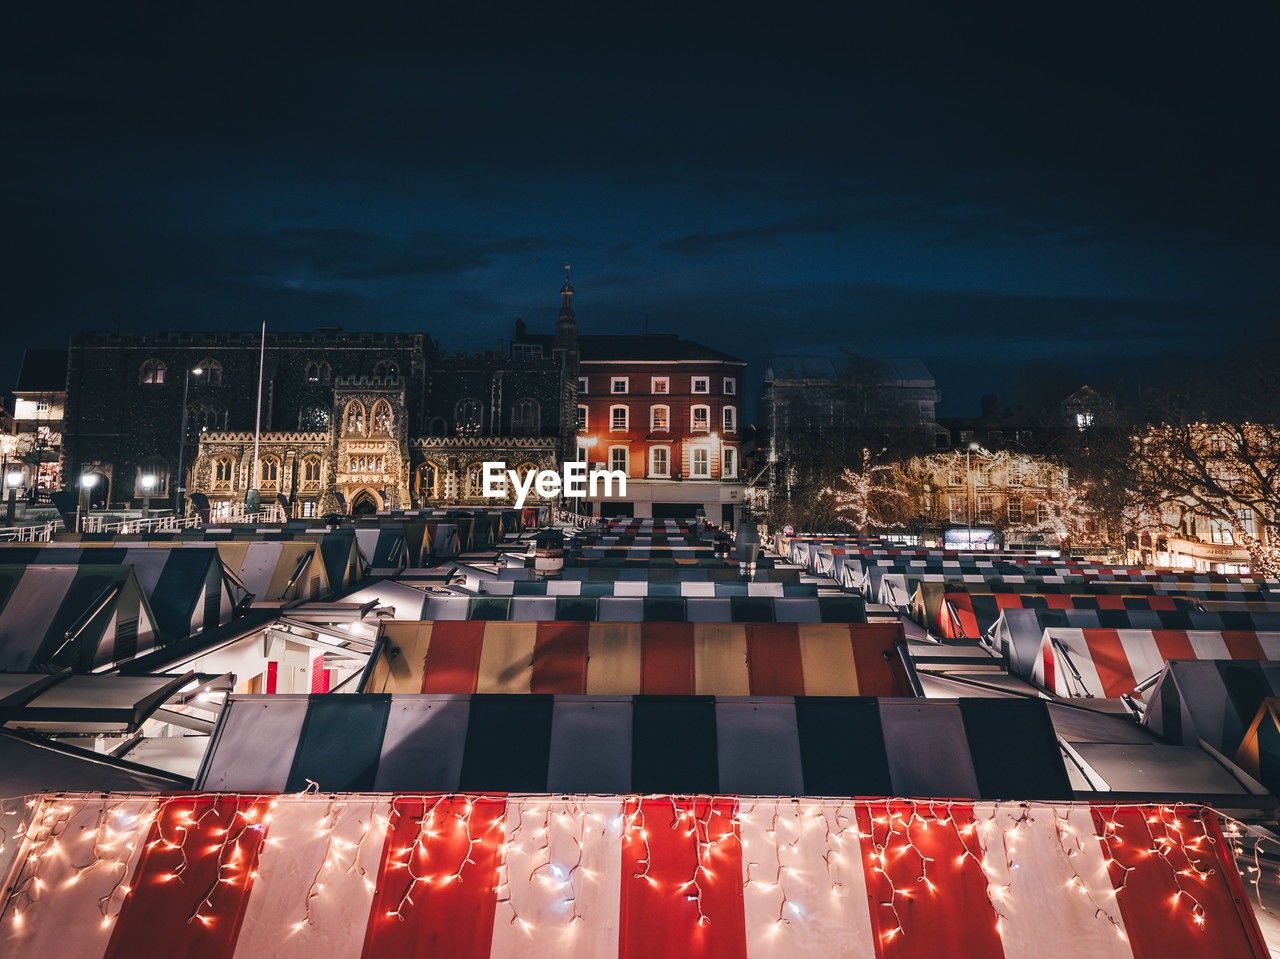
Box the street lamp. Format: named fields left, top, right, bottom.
left=175, top=366, right=205, bottom=516
left=5, top=471, right=22, bottom=524
left=78, top=472, right=100, bottom=532
left=966, top=442, right=980, bottom=549
left=140, top=473, right=157, bottom=519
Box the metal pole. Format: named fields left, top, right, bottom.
left=966, top=447, right=972, bottom=548
left=176, top=367, right=192, bottom=516
left=250, top=319, right=266, bottom=500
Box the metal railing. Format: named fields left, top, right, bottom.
left=0, top=503, right=286, bottom=541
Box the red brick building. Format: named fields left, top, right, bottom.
left=515, top=272, right=747, bottom=523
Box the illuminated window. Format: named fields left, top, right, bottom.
left=691, top=405, right=710, bottom=431
left=139, top=359, right=166, bottom=385
left=691, top=448, right=710, bottom=478
left=609, top=446, right=628, bottom=473
left=344, top=400, right=366, bottom=435
left=212, top=456, right=236, bottom=491
left=651, top=376, right=669, bottom=394
left=649, top=446, right=670, bottom=478
left=722, top=446, right=737, bottom=478
left=259, top=455, right=281, bottom=492
left=610, top=405, right=628, bottom=431
left=371, top=399, right=394, bottom=433
left=650, top=405, right=669, bottom=431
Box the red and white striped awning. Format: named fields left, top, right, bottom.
left=0, top=793, right=1265, bottom=958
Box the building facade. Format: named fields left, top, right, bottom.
left=513, top=278, right=746, bottom=523
left=7, top=348, right=67, bottom=498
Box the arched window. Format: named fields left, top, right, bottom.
left=212, top=456, right=236, bottom=491
left=258, top=455, right=281, bottom=492
left=428, top=417, right=448, bottom=437
left=306, top=363, right=320, bottom=383
left=511, top=398, right=539, bottom=436
left=371, top=399, right=394, bottom=433
left=419, top=462, right=438, bottom=500
left=301, top=455, right=322, bottom=490
left=299, top=406, right=330, bottom=432
left=139, top=358, right=166, bottom=385
left=344, top=400, right=366, bottom=435
left=197, top=359, right=223, bottom=386
left=455, top=398, right=482, bottom=435
left=374, top=359, right=400, bottom=377
left=465, top=462, right=484, bottom=497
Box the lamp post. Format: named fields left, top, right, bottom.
left=5, top=471, right=22, bottom=524
left=140, top=473, right=156, bottom=519
left=78, top=472, right=99, bottom=533
left=175, top=366, right=204, bottom=517
left=965, top=441, right=980, bottom=549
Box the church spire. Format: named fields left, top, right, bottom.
left=559, top=264, right=575, bottom=322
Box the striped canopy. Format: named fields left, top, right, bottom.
left=199, top=694, right=1061, bottom=798
left=1032, top=629, right=1280, bottom=699
left=3, top=792, right=1263, bottom=959
left=1144, top=659, right=1280, bottom=758
left=0, top=564, right=158, bottom=672
left=417, top=595, right=868, bottom=623
left=479, top=579, right=819, bottom=597
left=365, top=621, right=907, bottom=696
left=0, top=544, right=234, bottom=644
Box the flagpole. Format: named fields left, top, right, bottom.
left=250, top=319, right=265, bottom=507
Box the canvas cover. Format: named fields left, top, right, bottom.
left=365, top=621, right=909, bottom=696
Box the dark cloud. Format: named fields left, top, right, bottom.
left=1, top=0, right=1277, bottom=409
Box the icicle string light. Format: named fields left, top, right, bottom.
left=0, top=792, right=1248, bottom=943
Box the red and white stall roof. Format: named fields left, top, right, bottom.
left=0, top=793, right=1266, bottom=958
left=1033, top=628, right=1280, bottom=698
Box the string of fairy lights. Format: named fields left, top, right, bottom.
left=0, top=791, right=1263, bottom=944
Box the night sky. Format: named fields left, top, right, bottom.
left=5, top=1, right=1277, bottom=416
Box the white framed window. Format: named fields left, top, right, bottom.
left=609, top=446, right=628, bottom=473
left=948, top=495, right=963, bottom=523
left=35, top=399, right=50, bottom=413
left=610, top=405, right=628, bottom=431
left=578, top=376, right=589, bottom=393
left=691, top=405, right=710, bottom=431
left=977, top=494, right=994, bottom=521
left=651, top=376, right=669, bottom=395
left=650, top=404, right=669, bottom=431
left=692, top=376, right=710, bottom=394
left=691, top=448, right=710, bottom=478
left=576, top=405, right=588, bottom=430
left=723, top=405, right=737, bottom=433
left=722, top=446, right=737, bottom=478
left=649, top=445, right=671, bottom=478
left=611, top=377, right=629, bottom=394
left=1007, top=498, right=1023, bottom=523
left=723, top=377, right=736, bottom=395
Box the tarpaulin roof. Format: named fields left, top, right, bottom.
left=415, top=595, right=868, bottom=623
left=5, top=793, right=1264, bottom=957
left=1234, top=698, right=1280, bottom=799
left=479, top=579, right=819, bottom=597
left=5, top=792, right=1264, bottom=958
left=352, top=527, right=408, bottom=575
left=0, top=732, right=188, bottom=798
left=990, top=605, right=1208, bottom=675
left=0, top=543, right=234, bottom=643
left=198, top=694, right=1061, bottom=798
left=1144, top=659, right=1280, bottom=758
left=554, top=566, right=802, bottom=583
left=949, top=593, right=1206, bottom=643
left=0, top=672, right=192, bottom=731
left=211, top=541, right=331, bottom=605
left=1034, top=629, right=1280, bottom=699
left=365, top=621, right=909, bottom=696
left=0, top=564, right=158, bottom=672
